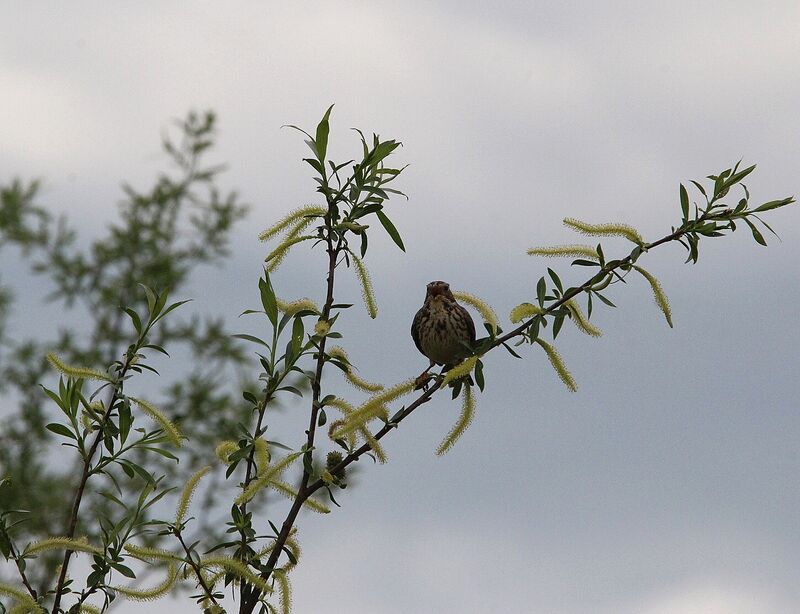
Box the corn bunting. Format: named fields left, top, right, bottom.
left=411, top=281, right=476, bottom=384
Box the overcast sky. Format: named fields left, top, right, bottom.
left=2, top=2, right=800, bottom=613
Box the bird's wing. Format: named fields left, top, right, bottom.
left=465, top=306, right=476, bottom=343
left=411, top=308, right=426, bottom=355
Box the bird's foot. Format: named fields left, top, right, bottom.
left=414, top=371, right=435, bottom=391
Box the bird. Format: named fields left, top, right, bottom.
left=411, top=280, right=476, bottom=385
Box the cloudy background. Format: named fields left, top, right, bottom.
left=2, top=1, right=800, bottom=612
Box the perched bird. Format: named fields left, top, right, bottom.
left=411, top=281, right=476, bottom=383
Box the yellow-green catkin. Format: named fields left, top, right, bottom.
left=332, top=379, right=415, bottom=439
left=201, top=557, right=272, bottom=594
left=441, top=356, right=480, bottom=387
left=436, top=385, right=476, bottom=456
left=534, top=338, right=577, bottom=392
left=282, top=532, right=301, bottom=572
left=563, top=217, right=645, bottom=245
left=215, top=440, right=239, bottom=464
left=111, top=563, right=177, bottom=601
left=258, top=206, right=326, bottom=242
left=25, top=536, right=101, bottom=556
left=124, top=544, right=183, bottom=563
left=80, top=400, right=105, bottom=431
left=509, top=303, right=546, bottom=324
left=274, top=569, right=292, bottom=614
left=254, top=438, right=271, bottom=474
left=565, top=300, right=602, bottom=337
left=46, top=354, right=111, bottom=382
left=338, top=221, right=369, bottom=233
left=268, top=480, right=330, bottom=514
left=266, top=235, right=315, bottom=272
left=130, top=397, right=183, bottom=447
left=327, top=398, right=386, bottom=459
left=257, top=529, right=301, bottom=570
left=527, top=245, right=600, bottom=259
left=175, top=466, right=211, bottom=525
left=276, top=297, right=320, bottom=315
left=76, top=604, right=102, bottom=614
left=452, top=291, right=499, bottom=335
left=0, top=583, right=44, bottom=614
left=236, top=452, right=303, bottom=505
left=348, top=250, right=378, bottom=318
left=633, top=265, right=673, bottom=328
left=359, top=427, right=388, bottom=463
left=314, top=319, right=331, bottom=337
left=329, top=346, right=384, bottom=392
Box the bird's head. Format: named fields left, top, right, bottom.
left=425, top=280, right=455, bottom=303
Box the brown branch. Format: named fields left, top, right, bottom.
left=237, top=397, right=270, bottom=611
left=240, top=219, right=342, bottom=614
left=51, top=363, right=134, bottom=613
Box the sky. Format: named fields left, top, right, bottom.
left=2, top=1, right=800, bottom=613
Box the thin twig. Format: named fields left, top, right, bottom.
left=176, top=529, right=221, bottom=608
left=8, top=540, right=38, bottom=600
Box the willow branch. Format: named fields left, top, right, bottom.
left=304, top=213, right=718, bottom=493
left=240, top=213, right=341, bottom=614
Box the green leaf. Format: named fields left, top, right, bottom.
left=120, top=460, right=155, bottom=485
left=369, top=140, right=400, bottom=167
left=291, top=315, right=305, bottom=356
left=139, top=284, right=157, bottom=314
left=157, top=299, right=191, bottom=322
left=317, top=408, right=327, bottom=427
left=259, top=273, right=279, bottom=326
left=283, top=545, right=298, bottom=565
left=753, top=197, right=794, bottom=212
left=690, top=180, right=707, bottom=200
left=594, top=292, right=616, bottom=308
left=46, top=423, right=76, bottom=440
left=110, top=561, right=136, bottom=578
left=536, top=277, right=546, bottom=306
left=596, top=243, right=605, bottom=266
left=502, top=342, right=522, bottom=359
left=680, top=183, right=689, bottom=220
left=743, top=218, right=767, bottom=246
left=315, top=104, right=334, bottom=163
left=99, top=491, right=126, bottom=508
left=118, top=401, right=132, bottom=444
left=232, top=333, right=270, bottom=348
left=547, top=268, right=563, bottom=292
left=278, top=386, right=303, bottom=397
left=124, top=308, right=142, bottom=334
left=724, top=163, right=756, bottom=188
left=143, top=343, right=169, bottom=356
left=375, top=210, right=405, bottom=251
left=474, top=359, right=485, bottom=392
left=552, top=313, right=565, bottom=338
left=303, top=157, right=323, bottom=174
